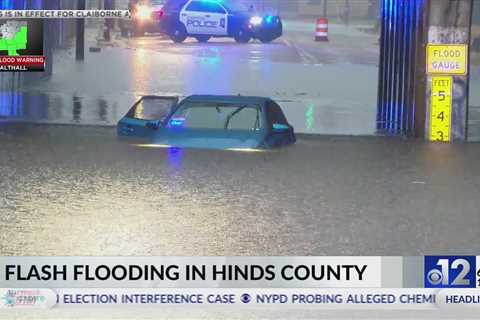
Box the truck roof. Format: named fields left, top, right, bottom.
left=183, top=94, right=269, bottom=105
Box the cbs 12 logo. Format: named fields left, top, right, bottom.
left=425, top=256, right=477, bottom=288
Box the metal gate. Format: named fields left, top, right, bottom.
left=377, top=0, right=426, bottom=136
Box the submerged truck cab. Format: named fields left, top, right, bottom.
left=118, top=95, right=295, bottom=150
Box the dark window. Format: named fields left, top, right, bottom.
left=203, top=2, right=226, bottom=13
left=223, top=0, right=247, bottom=12
left=169, top=102, right=262, bottom=130
left=163, top=0, right=187, bottom=11
left=127, top=98, right=176, bottom=121
left=186, top=0, right=225, bottom=13
left=267, top=101, right=288, bottom=125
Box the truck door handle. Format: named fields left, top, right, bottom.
left=181, top=13, right=186, bottom=16
left=205, top=14, right=211, bottom=18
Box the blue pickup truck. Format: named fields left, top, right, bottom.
left=117, top=95, right=296, bottom=150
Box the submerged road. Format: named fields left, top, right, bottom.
left=4, top=20, right=379, bottom=135
left=0, top=125, right=478, bottom=256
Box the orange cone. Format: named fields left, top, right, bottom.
left=315, top=18, right=328, bottom=41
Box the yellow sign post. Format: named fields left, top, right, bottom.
left=426, top=44, right=468, bottom=75
left=430, top=76, right=452, bottom=142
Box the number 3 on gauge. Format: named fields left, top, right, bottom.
left=436, top=130, right=444, bottom=141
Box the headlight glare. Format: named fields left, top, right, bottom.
left=249, top=16, right=263, bottom=26
left=136, top=5, right=152, bottom=20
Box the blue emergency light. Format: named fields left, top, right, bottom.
left=169, top=117, right=185, bottom=127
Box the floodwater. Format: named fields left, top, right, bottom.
left=0, top=124, right=478, bottom=256
left=0, top=20, right=477, bottom=258
left=10, top=20, right=379, bottom=135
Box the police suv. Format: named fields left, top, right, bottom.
left=159, top=0, right=283, bottom=43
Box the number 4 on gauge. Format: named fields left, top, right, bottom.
left=437, top=112, right=444, bottom=121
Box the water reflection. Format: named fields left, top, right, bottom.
left=305, top=103, right=315, bottom=132
left=131, top=47, right=149, bottom=94
left=167, top=147, right=184, bottom=171
left=72, top=96, right=82, bottom=122
left=199, top=47, right=221, bottom=66
left=98, top=98, right=108, bottom=122
left=0, top=92, right=119, bottom=125
left=0, top=92, right=23, bottom=117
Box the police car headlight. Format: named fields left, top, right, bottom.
left=249, top=16, right=263, bottom=26
left=136, top=5, right=152, bottom=20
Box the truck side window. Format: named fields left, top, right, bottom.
left=268, top=101, right=288, bottom=125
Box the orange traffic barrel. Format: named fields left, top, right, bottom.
left=315, top=18, right=328, bottom=41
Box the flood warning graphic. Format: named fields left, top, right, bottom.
left=0, top=21, right=28, bottom=56
left=0, top=19, right=44, bottom=71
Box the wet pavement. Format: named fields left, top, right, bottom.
left=0, top=124, right=478, bottom=256
left=1, top=20, right=379, bottom=135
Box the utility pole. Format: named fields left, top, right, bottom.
left=344, top=0, right=350, bottom=25
left=76, top=0, right=85, bottom=61
left=104, top=0, right=115, bottom=41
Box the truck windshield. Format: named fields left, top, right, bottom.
left=169, top=102, right=261, bottom=131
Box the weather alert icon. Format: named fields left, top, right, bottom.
left=0, top=21, right=28, bottom=56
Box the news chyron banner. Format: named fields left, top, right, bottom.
left=0, top=256, right=478, bottom=310
left=0, top=19, right=44, bottom=71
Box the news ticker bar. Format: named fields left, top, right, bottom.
left=0, top=256, right=478, bottom=289
left=0, top=10, right=131, bottom=19
left=1, top=288, right=479, bottom=310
